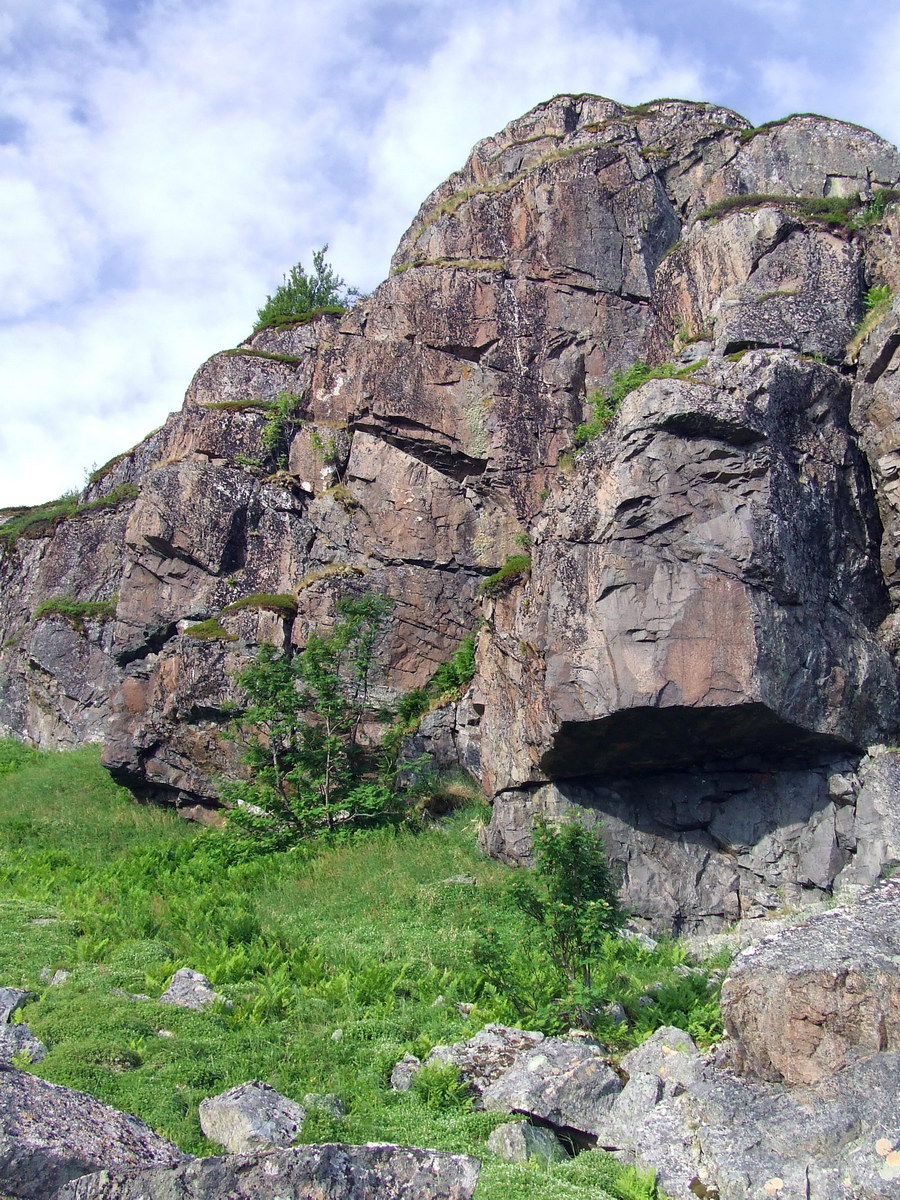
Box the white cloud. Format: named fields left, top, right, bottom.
left=13, top=0, right=895, bottom=510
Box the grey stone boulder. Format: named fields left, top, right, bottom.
left=198, top=1080, right=305, bottom=1153
left=0, top=1066, right=184, bottom=1200
left=594, top=1027, right=703, bottom=1152
left=486, top=1120, right=568, bottom=1165
left=721, top=876, right=900, bottom=1083
left=480, top=1036, right=622, bottom=1138
left=158, top=968, right=229, bottom=1011
left=0, top=1023, right=47, bottom=1065
left=425, top=1024, right=545, bottom=1097
left=0, top=988, right=32, bottom=1024
left=54, top=1143, right=481, bottom=1200
left=389, top=1052, right=422, bottom=1092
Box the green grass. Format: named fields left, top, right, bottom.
left=183, top=619, right=237, bottom=642
left=221, top=593, right=298, bottom=619
left=695, top=191, right=877, bottom=228
left=575, top=360, right=706, bottom=447
left=33, top=597, right=118, bottom=632
left=477, top=556, right=532, bottom=598
left=0, top=745, right=719, bottom=1194
left=0, top=485, right=139, bottom=553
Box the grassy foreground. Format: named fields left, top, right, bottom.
left=0, top=742, right=723, bottom=1199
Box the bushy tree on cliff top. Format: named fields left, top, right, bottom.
left=255, top=245, right=361, bottom=330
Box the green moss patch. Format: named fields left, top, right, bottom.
left=33, top=597, right=118, bottom=633
left=221, top=593, right=298, bottom=619
left=478, top=554, right=532, bottom=598
left=183, top=619, right=238, bottom=643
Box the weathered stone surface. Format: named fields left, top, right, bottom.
left=158, top=968, right=229, bottom=1011
left=721, top=877, right=900, bottom=1084
left=198, top=1081, right=305, bottom=1154
left=0, top=1066, right=184, bottom=1200
left=389, top=1053, right=422, bottom=1092
left=0, top=1024, right=46, bottom=1065
left=480, top=1036, right=622, bottom=1138
left=3, top=95, right=900, bottom=937
left=485, top=1120, right=568, bottom=1165
left=425, top=1024, right=545, bottom=1096
left=481, top=758, right=867, bottom=936
left=55, top=1143, right=481, bottom=1200
left=834, top=746, right=900, bottom=891
left=302, top=1092, right=347, bottom=1117
left=0, top=988, right=31, bottom=1025
left=628, top=1051, right=900, bottom=1200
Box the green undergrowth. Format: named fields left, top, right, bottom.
left=221, top=593, right=298, bottom=619
left=478, top=555, right=532, bottom=598
left=32, top=597, right=118, bottom=632
left=0, top=745, right=720, bottom=1195
left=183, top=619, right=237, bottom=642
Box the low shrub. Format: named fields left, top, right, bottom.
left=255, top=247, right=361, bottom=331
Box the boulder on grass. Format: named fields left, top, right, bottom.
left=0, top=988, right=32, bottom=1024
left=0, top=1067, right=184, bottom=1200
left=158, top=968, right=230, bottom=1012
left=480, top=1037, right=622, bottom=1139
left=486, top=1120, right=568, bottom=1165
left=0, top=1023, right=46, bottom=1065
left=198, top=1081, right=305, bottom=1154
left=54, top=1143, right=481, bottom=1200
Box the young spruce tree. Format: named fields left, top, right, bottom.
left=223, top=594, right=397, bottom=848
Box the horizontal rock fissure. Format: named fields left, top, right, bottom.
left=539, top=702, right=855, bottom=780
left=353, top=423, right=490, bottom=482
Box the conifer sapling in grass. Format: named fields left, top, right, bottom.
left=512, top=818, right=624, bottom=988
left=223, top=593, right=399, bottom=847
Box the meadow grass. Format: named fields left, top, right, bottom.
left=0, top=743, right=718, bottom=1197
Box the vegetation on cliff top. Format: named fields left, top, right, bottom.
left=0, top=483, right=139, bottom=553
left=254, top=246, right=362, bottom=331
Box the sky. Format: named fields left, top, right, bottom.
left=2, top=0, right=900, bottom=507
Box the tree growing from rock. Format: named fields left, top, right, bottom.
left=224, top=593, right=398, bottom=847
left=255, top=245, right=361, bottom=329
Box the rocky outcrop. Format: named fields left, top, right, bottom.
left=721, top=876, right=900, bottom=1084
left=3, top=95, right=900, bottom=928
left=55, top=1143, right=481, bottom=1200
left=0, top=1067, right=184, bottom=1200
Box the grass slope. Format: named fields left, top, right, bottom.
left=0, top=744, right=722, bottom=1198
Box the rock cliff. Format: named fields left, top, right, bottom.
left=3, top=94, right=900, bottom=933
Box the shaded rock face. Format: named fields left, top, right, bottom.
left=3, top=95, right=900, bottom=925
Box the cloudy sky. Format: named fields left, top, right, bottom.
left=2, top=0, right=900, bottom=507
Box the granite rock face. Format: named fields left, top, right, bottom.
left=721, top=877, right=900, bottom=1084
left=3, top=95, right=900, bottom=927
